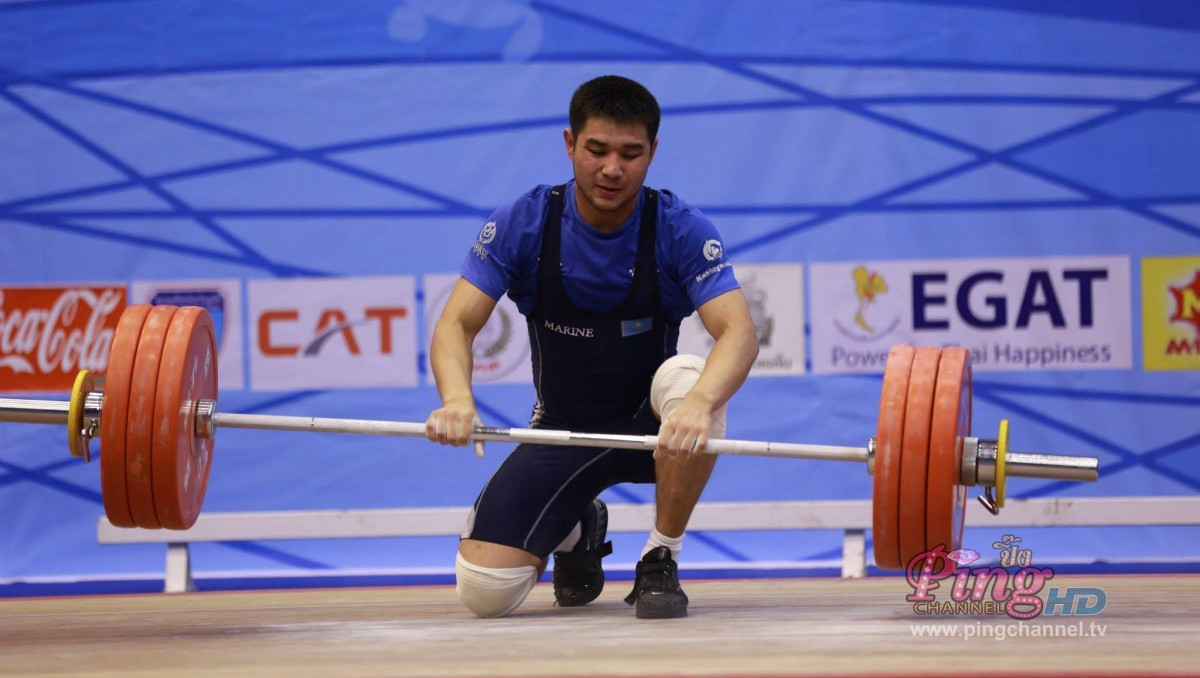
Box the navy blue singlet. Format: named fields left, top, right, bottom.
left=462, top=185, right=678, bottom=556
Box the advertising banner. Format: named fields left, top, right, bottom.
left=1141, top=256, right=1200, bottom=371
left=809, top=256, right=1132, bottom=374
left=131, top=279, right=245, bottom=390
left=0, top=285, right=126, bottom=392
left=247, top=277, right=417, bottom=390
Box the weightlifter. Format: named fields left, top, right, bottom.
left=424, top=75, right=758, bottom=619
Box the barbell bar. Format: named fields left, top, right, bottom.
left=0, top=304, right=1100, bottom=570
left=0, top=394, right=1097, bottom=476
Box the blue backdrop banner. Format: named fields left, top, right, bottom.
left=1, top=0, right=1198, bottom=589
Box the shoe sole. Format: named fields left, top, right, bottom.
left=636, top=606, right=688, bottom=619
left=553, top=499, right=610, bottom=607
left=591, top=499, right=608, bottom=549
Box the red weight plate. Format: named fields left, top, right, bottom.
left=872, top=344, right=915, bottom=570
left=927, top=346, right=971, bottom=557
left=152, top=307, right=218, bottom=529
left=100, top=305, right=152, bottom=527
left=125, top=305, right=177, bottom=529
left=898, top=346, right=941, bottom=569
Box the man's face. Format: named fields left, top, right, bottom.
left=564, top=116, right=657, bottom=232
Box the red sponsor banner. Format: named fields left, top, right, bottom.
left=0, top=285, right=126, bottom=392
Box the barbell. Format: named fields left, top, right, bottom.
left=0, top=304, right=1099, bottom=570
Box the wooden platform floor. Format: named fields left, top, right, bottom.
left=1, top=574, right=1197, bottom=678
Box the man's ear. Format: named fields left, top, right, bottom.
left=563, top=128, right=575, bottom=159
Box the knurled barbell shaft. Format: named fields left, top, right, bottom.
left=214, top=411, right=868, bottom=461
left=0, top=396, right=1099, bottom=482
left=0, top=396, right=864, bottom=461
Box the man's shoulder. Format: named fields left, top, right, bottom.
left=493, top=183, right=559, bottom=229
left=650, top=186, right=716, bottom=234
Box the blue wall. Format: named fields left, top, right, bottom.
left=1, top=0, right=1198, bottom=589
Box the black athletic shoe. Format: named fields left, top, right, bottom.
left=624, top=546, right=689, bottom=619
left=552, top=498, right=613, bottom=607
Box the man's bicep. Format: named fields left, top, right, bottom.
left=441, top=278, right=500, bottom=336
left=695, top=288, right=753, bottom=339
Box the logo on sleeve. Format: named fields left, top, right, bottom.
left=479, top=221, right=497, bottom=245
left=695, top=239, right=732, bottom=283
left=703, top=239, right=724, bottom=261
left=473, top=221, right=497, bottom=260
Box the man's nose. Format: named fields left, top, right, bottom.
left=600, top=155, right=622, bottom=176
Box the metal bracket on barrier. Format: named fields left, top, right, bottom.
left=842, top=529, right=866, bottom=579
left=164, top=543, right=195, bottom=593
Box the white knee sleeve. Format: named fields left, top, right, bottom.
left=455, top=552, right=538, bottom=618
left=650, top=354, right=727, bottom=438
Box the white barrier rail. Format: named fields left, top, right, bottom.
left=98, top=496, right=1200, bottom=593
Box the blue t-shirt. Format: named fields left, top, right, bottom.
left=461, top=181, right=739, bottom=322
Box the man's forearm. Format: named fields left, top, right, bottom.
left=430, top=323, right=477, bottom=407
left=688, top=323, right=758, bottom=413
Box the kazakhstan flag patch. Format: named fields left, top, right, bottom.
left=621, top=317, right=653, bottom=337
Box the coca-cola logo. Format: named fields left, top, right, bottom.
left=0, top=285, right=126, bottom=392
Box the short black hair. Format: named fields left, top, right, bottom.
left=568, top=75, right=661, bottom=142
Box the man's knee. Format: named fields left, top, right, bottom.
left=650, top=354, right=727, bottom=437
left=455, top=552, right=539, bottom=618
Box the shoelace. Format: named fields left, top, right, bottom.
left=625, top=560, right=678, bottom=603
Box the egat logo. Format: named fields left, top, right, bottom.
left=913, top=268, right=1108, bottom=330
left=257, top=307, right=408, bottom=357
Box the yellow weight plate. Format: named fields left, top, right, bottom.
left=67, top=370, right=97, bottom=462
left=996, top=419, right=1009, bottom=508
